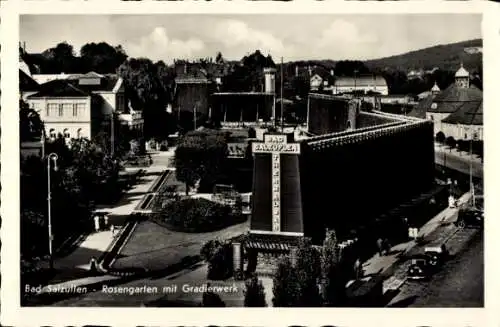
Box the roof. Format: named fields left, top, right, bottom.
left=70, top=74, right=121, bottom=92
left=32, top=74, right=71, bottom=84
left=431, top=82, right=440, bottom=92
left=408, top=95, right=433, bottom=119
left=19, top=69, right=40, bottom=92
left=335, top=75, right=387, bottom=87
left=28, top=79, right=90, bottom=98
left=413, top=83, right=483, bottom=114
left=441, top=100, right=483, bottom=125
left=455, top=64, right=470, bottom=78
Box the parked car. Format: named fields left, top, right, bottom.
left=455, top=208, right=483, bottom=229
left=407, top=254, right=433, bottom=280
left=424, top=243, right=449, bottom=266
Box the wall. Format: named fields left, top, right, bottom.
left=441, top=123, right=483, bottom=141
left=307, top=95, right=357, bottom=135
left=175, top=83, right=211, bottom=117
left=27, top=96, right=92, bottom=139
left=299, top=120, right=435, bottom=242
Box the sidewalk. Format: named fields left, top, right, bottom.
left=362, top=191, right=472, bottom=278
left=37, top=154, right=169, bottom=276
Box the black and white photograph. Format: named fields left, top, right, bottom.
left=15, top=13, right=485, bottom=309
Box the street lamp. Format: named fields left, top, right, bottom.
left=46, top=152, right=58, bottom=270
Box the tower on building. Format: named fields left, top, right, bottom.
left=263, top=67, right=277, bottom=94
left=455, top=63, right=470, bottom=88
left=431, top=81, right=440, bottom=95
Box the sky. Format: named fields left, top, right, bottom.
left=20, top=14, right=482, bottom=63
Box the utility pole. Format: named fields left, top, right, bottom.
left=280, top=56, right=284, bottom=132
left=46, top=153, right=58, bottom=270
left=354, top=70, right=358, bottom=98
left=193, top=105, right=197, bottom=130
left=469, top=137, right=475, bottom=207
left=110, top=113, right=115, bottom=157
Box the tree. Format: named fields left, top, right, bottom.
left=457, top=139, right=468, bottom=153
left=445, top=136, right=456, bottom=150
left=118, top=58, right=175, bottom=139
left=244, top=274, right=267, bottom=307
left=272, top=238, right=322, bottom=307
left=435, top=131, right=446, bottom=144
left=19, top=99, right=43, bottom=142
left=41, top=42, right=79, bottom=73
left=215, top=51, right=224, bottom=64
left=248, top=127, right=257, bottom=139
left=175, top=129, right=228, bottom=195
left=334, top=61, right=370, bottom=77
left=80, top=42, right=128, bottom=73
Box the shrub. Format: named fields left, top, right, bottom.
left=244, top=274, right=267, bottom=307
left=201, top=240, right=234, bottom=280
left=435, top=131, right=446, bottom=143
left=157, top=198, right=233, bottom=232
left=445, top=136, right=456, bottom=149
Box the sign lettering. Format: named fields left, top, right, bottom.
left=252, top=134, right=301, bottom=233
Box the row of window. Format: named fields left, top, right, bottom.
left=48, top=128, right=83, bottom=139
left=46, top=103, right=86, bottom=117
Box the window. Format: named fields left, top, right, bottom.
left=49, top=129, right=56, bottom=139
left=430, top=115, right=434, bottom=121
left=77, top=128, right=82, bottom=138
left=77, top=103, right=86, bottom=116
left=63, top=129, right=70, bottom=139
left=58, top=104, right=63, bottom=117
left=73, top=104, right=78, bottom=116
left=47, top=103, right=58, bottom=117
left=464, top=133, right=468, bottom=139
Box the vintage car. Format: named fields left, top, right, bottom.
left=424, top=243, right=449, bottom=266
left=455, top=207, right=484, bottom=229
left=407, top=254, right=433, bottom=280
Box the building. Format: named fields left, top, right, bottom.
left=409, top=64, right=483, bottom=141
left=333, top=75, right=389, bottom=95
left=246, top=94, right=435, bottom=253
left=173, top=61, right=217, bottom=120
left=308, top=66, right=335, bottom=92
left=24, top=72, right=142, bottom=143
left=210, top=67, right=277, bottom=127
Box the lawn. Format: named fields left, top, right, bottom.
left=111, top=219, right=249, bottom=271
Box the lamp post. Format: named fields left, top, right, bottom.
left=46, top=152, right=58, bottom=270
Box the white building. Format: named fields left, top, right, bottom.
left=333, top=75, right=389, bottom=96
left=410, top=64, right=483, bottom=141
left=25, top=72, right=143, bottom=143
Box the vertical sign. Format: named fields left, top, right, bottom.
left=272, top=153, right=281, bottom=232
left=252, top=134, right=300, bottom=234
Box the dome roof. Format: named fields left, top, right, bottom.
left=431, top=82, right=440, bottom=92
left=455, top=63, right=469, bottom=78
left=412, top=82, right=482, bottom=115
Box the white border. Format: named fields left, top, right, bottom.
left=2, top=1, right=499, bottom=326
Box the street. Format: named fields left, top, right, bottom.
left=435, top=146, right=483, bottom=179
left=388, top=228, right=483, bottom=307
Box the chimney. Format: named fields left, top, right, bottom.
left=308, top=66, right=312, bottom=76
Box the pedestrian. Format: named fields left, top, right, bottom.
left=110, top=224, right=115, bottom=236
left=353, top=258, right=362, bottom=279
left=376, top=238, right=383, bottom=256
left=383, top=238, right=391, bottom=255
left=89, top=256, right=97, bottom=272
left=93, top=215, right=100, bottom=232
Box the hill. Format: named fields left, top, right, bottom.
left=364, top=39, right=482, bottom=72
